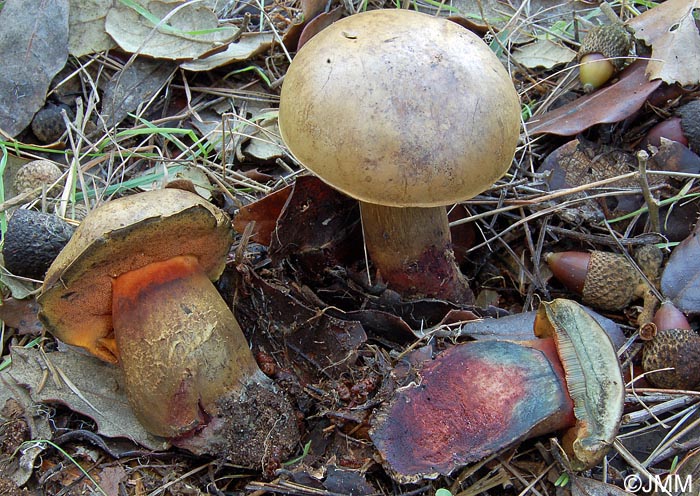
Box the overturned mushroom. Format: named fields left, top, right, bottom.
left=37, top=189, right=299, bottom=465
left=278, top=9, right=520, bottom=303
left=370, top=299, right=624, bottom=482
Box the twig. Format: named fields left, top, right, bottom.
left=637, top=150, right=660, bottom=233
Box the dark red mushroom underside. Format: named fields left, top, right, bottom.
left=370, top=339, right=575, bottom=479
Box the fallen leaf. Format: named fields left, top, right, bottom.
left=570, top=473, right=632, bottom=496
left=269, top=175, right=361, bottom=277
left=233, top=266, right=367, bottom=374
left=0, top=297, right=43, bottom=335
left=96, top=465, right=127, bottom=496
left=644, top=6, right=700, bottom=85
left=179, top=32, right=275, bottom=71
left=137, top=164, right=213, bottom=199
left=105, top=0, right=241, bottom=60
left=297, top=7, right=344, bottom=50
left=628, top=0, right=700, bottom=46
left=627, top=0, right=700, bottom=85
left=512, top=39, right=577, bottom=69
left=101, top=58, right=176, bottom=129
left=0, top=374, right=52, bottom=486
left=234, top=185, right=292, bottom=245
left=281, top=0, right=328, bottom=50
left=661, top=222, right=700, bottom=316
left=0, top=0, right=69, bottom=137
left=69, top=0, right=116, bottom=56
left=449, top=0, right=591, bottom=31
left=7, top=346, right=170, bottom=451
left=526, top=60, right=661, bottom=136
left=244, top=120, right=286, bottom=161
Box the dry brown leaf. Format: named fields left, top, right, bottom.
left=449, top=0, right=592, bottom=31
left=628, top=0, right=700, bottom=85
left=0, top=0, right=69, bottom=137
left=101, top=58, right=176, bottom=128
left=629, top=0, right=700, bottom=45
left=661, top=221, right=700, bottom=316
left=7, top=346, right=170, bottom=451
left=512, top=39, right=577, bottom=69
left=105, top=0, right=242, bottom=60
left=179, top=32, right=275, bottom=71
left=570, top=474, right=632, bottom=496
left=244, top=120, right=286, bottom=161
left=526, top=60, right=661, bottom=136
left=68, top=0, right=116, bottom=56
left=645, top=9, right=700, bottom=85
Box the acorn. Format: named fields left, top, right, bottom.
left=546, top=245, right=662, bottom=311
left=642, top=301, right=700, bottom=390
left=646, top=100, right=700, bottom=153
left=578, top=23, right=633, bottom=92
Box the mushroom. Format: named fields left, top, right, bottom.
left=37, top=189, right=299, bottom=465
left=370, top=299, right=624, bottom=482
left=278, top=9, right=521, bottom=303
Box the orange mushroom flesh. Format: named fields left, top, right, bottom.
left=278, top=9, right=521, bottom=303
left=370, top=299, right=624, bottom=482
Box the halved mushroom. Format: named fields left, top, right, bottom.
left=278, top=9, right=521, bottom=303
left=38, top=189, right=299, bottom=465
left=370, top=299, right=624, bottom=482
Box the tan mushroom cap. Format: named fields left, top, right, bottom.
left=37, top=189, right=233, bottom=364
left=279, top=9, right=521, bottom=207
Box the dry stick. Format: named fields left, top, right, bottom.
left=450, top=171, right=639, bottom=228
left=612, top=439, right=669, bottom=495
left=643, top=406, right=700, bottom=468
left=636, top=150, right=661, bottom=233
left=622, top=395, right=698, bottom=424
left=463, top=187, right=649, bottom=255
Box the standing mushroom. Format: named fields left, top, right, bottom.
left=278, top=9, right=521, bottom=303
left=37, top=188, right=299, bottom=465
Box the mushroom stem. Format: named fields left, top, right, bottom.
left=359, top=202, right=473, bottom=303
left=112, top=255, right=260, bottom=437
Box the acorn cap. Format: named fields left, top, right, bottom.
left=279, top=9, right=520, bottom=208
left=678, top=100, right=700, bottom=153
left=578, top=23, right=632, bottom=70
left=534, top=299, right=625, bottom=470
left=13, top=159, right=62, bottom=196
left=642, top=328, right=700, bottom=390
left=37, top=189, right=233, bottom=364
left=582, top=251, right=641, bottom=311
left=546, top=251, right=642, bottom=311
left=642, top=302, right=699, bottom=390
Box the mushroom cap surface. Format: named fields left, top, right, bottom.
left=278, top=9, right=521, bottom=207
left=37, top=189, right=233, bottom=363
